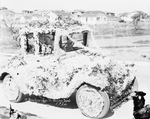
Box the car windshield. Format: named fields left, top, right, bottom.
left=59, top=31, right=89, bottom=52
left=59, top=29, right=99, bottom=52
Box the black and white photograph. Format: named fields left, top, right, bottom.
left=0, top=0, right=150, bottom=119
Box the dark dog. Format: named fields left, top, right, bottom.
left=131, top=91, right=150, bottom=119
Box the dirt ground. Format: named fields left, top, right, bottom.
left=95, top=35, right=150, bottom=62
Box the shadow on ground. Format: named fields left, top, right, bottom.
left=22, top=92, right=78, bottom=109
left=21, top=93, right=115, bottom=118
left=104, top=109, right=114, bottom=118
left=0, top=106, right=43, bottom=119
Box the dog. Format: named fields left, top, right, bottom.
left=131, top=91, right=150, bottom=119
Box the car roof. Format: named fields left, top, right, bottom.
left=67, top=26, right=92, bottom=34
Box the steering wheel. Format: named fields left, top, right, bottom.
left=61, top=39, right=75, bottom=52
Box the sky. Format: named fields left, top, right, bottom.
left=0, top=0, right=150, bottom=14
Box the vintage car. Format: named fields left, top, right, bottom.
left=0, top=23, right=138, bottom=119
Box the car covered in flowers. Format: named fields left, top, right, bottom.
left=0, top=20, right=138, bottom=119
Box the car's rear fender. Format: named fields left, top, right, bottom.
left=0, top=72, right=9, bottom=82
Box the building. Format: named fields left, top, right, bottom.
left=52, top=10, right=71, bottom=19
left=79, top=11, right=108, bottom=24
left=117, top=12, right=131, bottom=22
left=22, top=10, right=33, bottom=14
left=71, top=10, right=84, bottom=21
left=105, top=12, right=115, bottom=17
left=33, top=10, right=58, bottom=23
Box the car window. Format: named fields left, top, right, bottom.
left=25, top=32, right=55, bottom=55
left=25, top=33, right=34, bottom=54
left=70, top=32, right=88, bottom=46
left=38, top=32, right=55, bottom=54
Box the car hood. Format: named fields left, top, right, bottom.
left=58, top=48, right=135, bottom=91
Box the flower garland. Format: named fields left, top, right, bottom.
left=3, top=18, right=136, bottom=108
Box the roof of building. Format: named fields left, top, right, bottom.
left=80, top=11, right=107, bottom=17
left=117, top=12, right=129, bottom=17
left=0, top=9, right=15, bottom=17
left=52, top=10, right=70, bottom=17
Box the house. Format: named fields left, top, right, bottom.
left=104, top=12, right=120, bottom=22
left=19, top=16, right=26, bottom=23
left=105, top=12, right=115, bottom=17
left=33, top=10, right=58, bottom=23
left=71, top=10, right=84, bottom=21
left=117, top=12, right=129, bottom=18
left=52, top=10, right=71, bottom=19
left=79, top=11, right=108, bottom=24
left=44, top=11, right=58, bottom=22
left=117, top=12, right=131, bottom=21
left=12, top=12, right=45, bottom=28
left=22, top=10, right=33, bottom=14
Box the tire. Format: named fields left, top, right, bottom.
left=76, top=85, right=110, bottom=119
left=3, top=75, right=23, bottom=103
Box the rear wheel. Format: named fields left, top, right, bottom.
left=3, top=75, right=23, bottom=103
left=76, top=85, right=110, bottom=119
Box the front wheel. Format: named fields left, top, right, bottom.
left=76, top=85, right=110, bottom=119
left=3, top=75, right=23, bottom=103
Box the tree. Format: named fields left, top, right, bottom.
left=2, top=16, right=17, bottom=34
left=132, top=14, right=141, bottom=30
left=1, top=11, right=21, bottom=43
left=131, top=11, right=148, bottom=30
